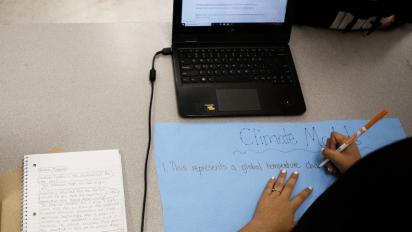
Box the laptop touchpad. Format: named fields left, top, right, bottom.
left=216, top=89, right=261, bottom=111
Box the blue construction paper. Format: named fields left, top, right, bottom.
left=155, top=118, right=406, bottom=232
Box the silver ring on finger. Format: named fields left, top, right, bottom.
left=272, top=184, right=284, bottom=193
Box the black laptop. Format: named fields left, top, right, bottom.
left=171, top=0, right=306, bottom=117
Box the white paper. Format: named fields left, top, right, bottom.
left=23, top=150, right=127, bottom=232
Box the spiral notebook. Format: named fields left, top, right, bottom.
left=22, top=150, right=128, bottom=232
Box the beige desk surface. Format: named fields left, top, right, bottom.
left=0, top=22, right=411, bottom=231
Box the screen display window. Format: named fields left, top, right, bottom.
left=181, top=0, right=288, bottom=27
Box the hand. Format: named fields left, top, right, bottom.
left=240, top=170, right=313, bottom=232
left=322, top=132, right=362, bottom=174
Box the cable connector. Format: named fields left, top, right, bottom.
left=150, top=47, right=172, bottom=83
left=160, top=47, right=173, bottom=55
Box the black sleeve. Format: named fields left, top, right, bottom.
left=292, top=137, right=412, bottom=232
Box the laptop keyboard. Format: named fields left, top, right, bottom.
left=177, top=47, right=295, bottom=85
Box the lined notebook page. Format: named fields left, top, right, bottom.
left=22, top=150, right=127, bottom=232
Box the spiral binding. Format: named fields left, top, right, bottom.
left=21, top=156, right=29, bottom=232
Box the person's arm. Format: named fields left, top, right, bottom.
left=322, top=132, right=362, bottom=174
left=240, top=132, right=361, bottom=232
left=239, top=170, right=312, bottom=232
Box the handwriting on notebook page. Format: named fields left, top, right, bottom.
left=37, top=167, right=124, bottom=231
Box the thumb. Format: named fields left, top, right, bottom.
left=322, top=148, right=344, bottom=166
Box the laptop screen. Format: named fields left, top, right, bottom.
left=181, top=0, right=288, bottom=27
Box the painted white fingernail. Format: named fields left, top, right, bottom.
left=271, top=176, right=275, bottom=180
left=308, top=186, right=313, bottom=190
left=321, top=147, right=325, bottom=152
left=281, top=169, right=286, bottom=174
left=293, top=171, right=299, bottom=175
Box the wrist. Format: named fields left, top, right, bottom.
left=239, top=219, right=274, bottom=232
left=240, top=219, right=259, bottom=231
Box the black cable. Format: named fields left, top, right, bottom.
left=141, top=47, right=172, bottom=232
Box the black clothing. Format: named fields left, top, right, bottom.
left=293, top=137, right=412, bottom=231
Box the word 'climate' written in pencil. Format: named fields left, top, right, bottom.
left=239, top=126, right=361, bottom=147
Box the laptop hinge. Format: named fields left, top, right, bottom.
left=175, top=41, right=286, bottom=46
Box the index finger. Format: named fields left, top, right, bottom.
left=330, top=132, right=349, bottom=150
